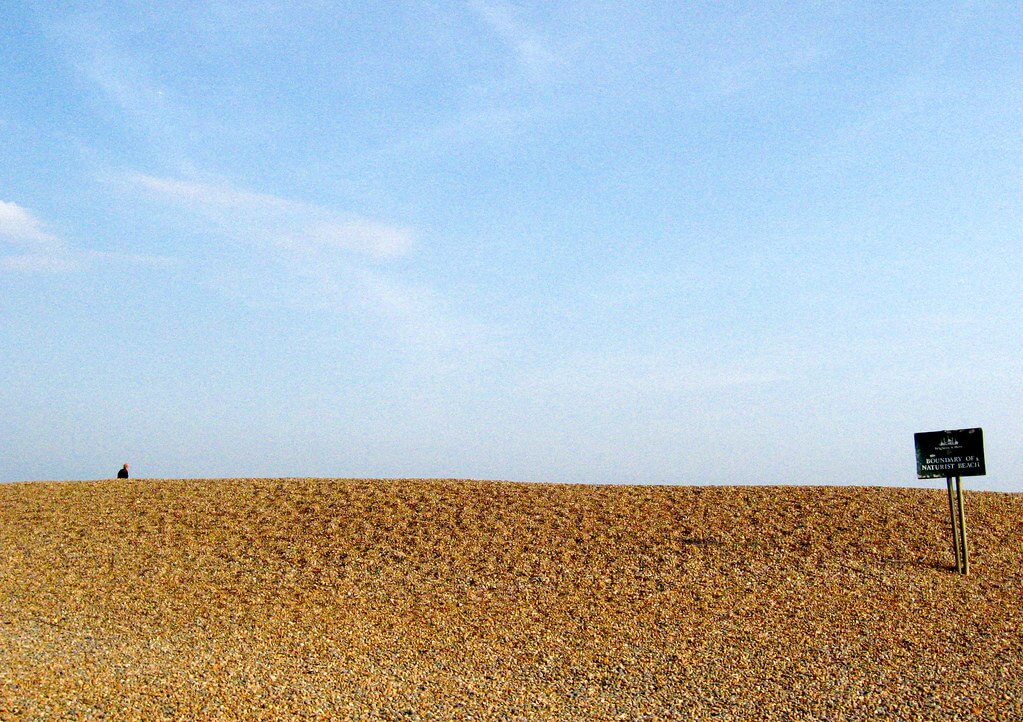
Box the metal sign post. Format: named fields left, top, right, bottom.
left=915, top=428, right=985, bottom=575
left=944, top=476, right=961, bottom=573
left=955, top=475, right=970, bottom=575
left=943, top=475, right=970, bottom=574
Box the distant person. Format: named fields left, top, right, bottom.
left=117, top=463, right=129, bottom=479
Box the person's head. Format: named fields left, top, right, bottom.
left=123, top=463, right=129, bottom=470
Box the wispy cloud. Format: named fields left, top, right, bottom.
left=0, top=200, right=80, bottom=272
left=0, top=253, right=80, bottom=274
left=469, top=0, right=567, bottom=78
left=129, top=173, right=414, bottom=260
left=129, top=174, right=295, bottom=214
left=126, top=172, right=502, bottom=365
left=1, top=198, right=175, bottom=273
left=0, top=200, right=59, bottom=244
left=523, top=350, right=790, bottom=407
left=55, top=10, right=199, bottom=172
left=712, top=44, right=823, bottom=96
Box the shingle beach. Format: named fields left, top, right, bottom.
left=2, top=478, right=1021, bottom=720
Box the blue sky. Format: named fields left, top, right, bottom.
left=2, top=1, right=1021, bottom=490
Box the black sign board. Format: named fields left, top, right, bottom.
left=915, top=428, right=985, bottom=479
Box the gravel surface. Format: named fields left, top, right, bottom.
left=1, top=478, right=1021, bottom=720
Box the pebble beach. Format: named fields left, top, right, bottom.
left=1, top=478, right=1021, bottom=720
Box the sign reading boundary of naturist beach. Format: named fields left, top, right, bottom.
left=915, top=427, right=985, bottom=576
left=915, top=428, right=986, bottom=478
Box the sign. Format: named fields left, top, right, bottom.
left=914, top=428, right=986, bottom=479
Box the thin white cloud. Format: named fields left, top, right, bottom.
left=124, top=172, right=504, bottom=366
left=288, top=219, right=413, bottom=260
left=56, top=11, right=199, bottom=173
left=0, top=200, right=79, bottom=272
left=713, top=44, right=823, bottom=96
left=129, top=174, right=296, bottom=214
left=0, top=198, right=176, bottom=274
left=0, top=253, right=80, bottom=273
left=524, top=351, right=790, bottom=404
left=86, top=250, right=179, bottom=268
left=469, top=0, right=566, bottom=78
left=128, top=173, right=413, bottom=260
left=0, top=200, right=58, bottom=245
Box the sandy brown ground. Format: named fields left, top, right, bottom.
left=1, top=478, right=1020, bottom=721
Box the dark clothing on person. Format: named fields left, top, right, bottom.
left=117, top=467, right=129, bottom=479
